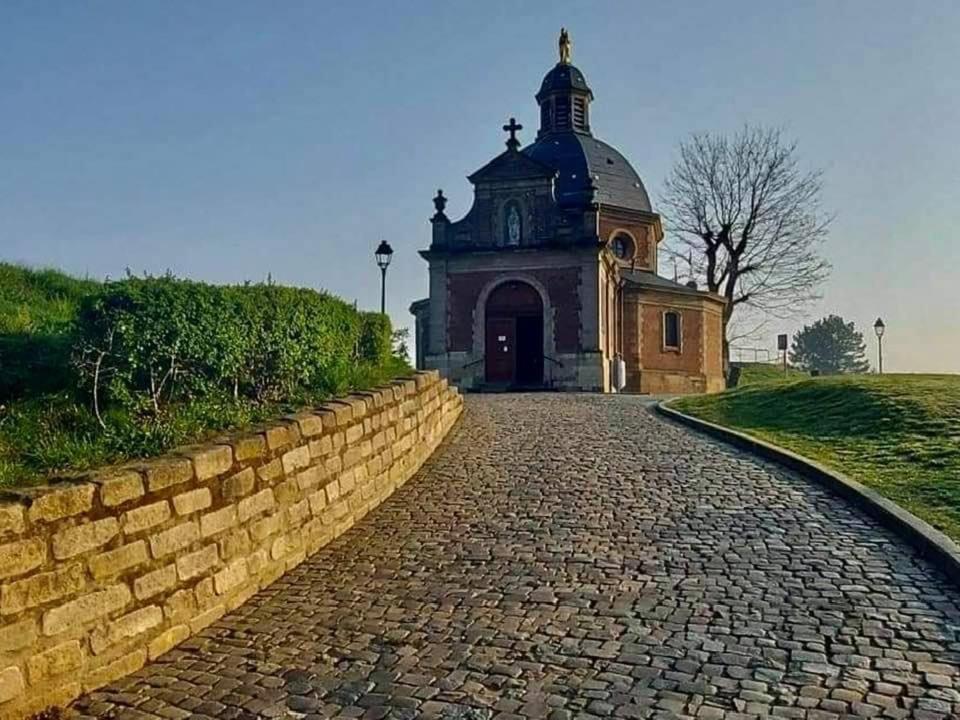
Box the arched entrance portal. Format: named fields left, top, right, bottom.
left=484, top=281, right=544, bottom=386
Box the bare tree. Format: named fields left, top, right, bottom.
left=660, top=125, right=832, bottom=367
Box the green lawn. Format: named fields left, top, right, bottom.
left=671, top=374, right=960, bottom=542
left=735, top=362, right=809, bottom=386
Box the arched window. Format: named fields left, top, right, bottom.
left=611, top=232, right=635, bottom=262
left=663, top=310, right=682, bottom=351
left=504, top=202, right=522, bottom=246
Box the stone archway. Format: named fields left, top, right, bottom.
left=483, top=280, right=544, bottom=386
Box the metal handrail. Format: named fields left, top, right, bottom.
left=542, top=354, right=564, bottom=368
left=463, top=355, right=485, bottom=369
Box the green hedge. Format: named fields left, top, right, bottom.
left=74, top=277, right=393, bottom=417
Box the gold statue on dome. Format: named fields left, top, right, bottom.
left=559, top=28, right=572, bottom=64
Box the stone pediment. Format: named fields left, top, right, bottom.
left=468, top=149, right=557, bottom=185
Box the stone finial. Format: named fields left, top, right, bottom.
left=433, top=189, right=446, bottom=214
left=432, top=189, right=448, bottom=221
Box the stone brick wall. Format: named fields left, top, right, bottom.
left=0, top=371, right=462, bottom=719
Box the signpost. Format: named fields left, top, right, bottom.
left=777, top=334, right=789, bottom=375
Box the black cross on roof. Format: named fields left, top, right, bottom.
left=503, top=117, right=523, bottom=150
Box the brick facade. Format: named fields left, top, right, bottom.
left=447, top=268, right=581, bottom=354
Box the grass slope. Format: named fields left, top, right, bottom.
left=0, top=262, right=99, bottom=335
left=673, top=374, right=960, bottom=541
left=0, top=262, right=100, bottom=401
left=735, top=362, right=808, bottom=386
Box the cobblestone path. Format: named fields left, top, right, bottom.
left=72, top=394, right=960, bottom=720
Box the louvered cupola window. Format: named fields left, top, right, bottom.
left=554, top=96, right=571, bottom=131
left=573, top=97, right=586, bottom=130
left=540, top=100, right=552, bottom=132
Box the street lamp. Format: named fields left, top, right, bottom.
left=375, top=240, right=394, bottom=315
left=873, top=317, right=886, bottom=374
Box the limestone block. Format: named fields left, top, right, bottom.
left=325, top=455, right=342, bottom=475
left=0, top=619, right=36, bottom=653
left=42, top=583, right=131, bottom=636
left=27, top=483, right=94, bottom=524
left=200, top=505, right=237, bottom=538
left=27, top=640, right=82, bottom=682
left=342, top=447, right=362, bottom=470
left=325, top=479, right=341, bottom=503
left=214, top=558, right=248, bottom=595
left=0, top=504, right=25, bottom=538
left=287, top=499, right=310, bottom=528
left=172, top=488, right=212, bottom=516
left=274, top=478, right=299, bottom=505
left=281, top=445, right=311, bottom=476
left=194, top=576, right=216, bottom=608
left=133, top=563, right=176, bottom=601
left=181, top=445, right=232, bottom=481
left=89, top=605, right=162, bottom=655
left=121, top=500, right=171, bottom=535
left=296, top=465, right=324, bottom=491
left=264, top=424, right=293, bottom=451
left=175, top=543, right=218, bottom=581
left=308, top=434, right=333, bottom=459
left=189, top=604, right=225, bottom=633
left=308, top=489, right=327, bottom=516
left=339, top=469, right=356, bottom=494
left=0, top=666, right=25, bottom=705
left=316, top=408, right=337, bottom=431
left=89, top=540, right=149, bottom=581
left=345, top=422, right=364, bottom=444
left=256, top=459, right=283, bottom=485
left=1, top=563, right=85, bottom=615
left=322, top=401, right=352, bottom=426
left=52, top=517, right=119, bottom=560
left=163, top=587, right=196, bottom=623
left=142, top=457, right=194, bottom=492
left=148, top=624, right=189, bottom=660
left=237, top=489, right=275, bottom=523
left=83, top=649, right=145, bottom=692
left=0, top=537, right=46, bottom=580
left=290, top=412, right=324, bottom=438
left=218, top=528, right=251, bottom=560
left=249, top=513, right=282, bottom=542
left=96, top=471, right=144, bottom=508
left=232, top=433, right=267, bottom=463
left=149, top=520, right=199, bottom=558
left=246, top=548, right=269, bottom=576
left=222, top=467, right=255, bottom=500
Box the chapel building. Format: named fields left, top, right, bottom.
left=410, top=31, right=725, bottom=394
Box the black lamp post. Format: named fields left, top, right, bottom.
left=873, top=317, right=886, bottom=374
left=375, top=240, right=394, bottom=315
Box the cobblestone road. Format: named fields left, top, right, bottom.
left=72, top=394, right=960, bottom=720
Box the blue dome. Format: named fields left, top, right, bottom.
left=523, top=134, right=652, bottom=212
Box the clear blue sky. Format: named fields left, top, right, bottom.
left=2, top=1, right=958, bottom=372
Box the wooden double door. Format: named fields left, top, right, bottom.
left=485, top=314, right=544, bottom=386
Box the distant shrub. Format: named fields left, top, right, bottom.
left=358, top=312, right=392, bottom=367
left=73, top=276, right=390, bottom=423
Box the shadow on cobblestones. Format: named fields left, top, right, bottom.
left=72, top=394, right=960, bottom=720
